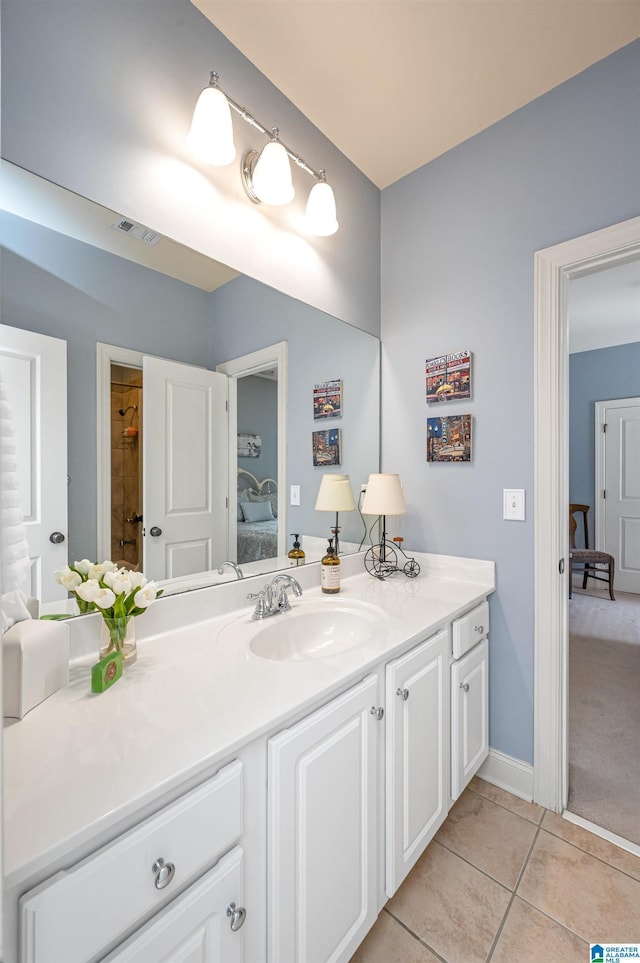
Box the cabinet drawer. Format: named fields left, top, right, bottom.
left=451, top=600, right=489, bottom=659
left=20, top=759, right=242, bottom=963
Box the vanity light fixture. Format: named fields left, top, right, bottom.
left=189, top=71, right=339, bottom=235
left=361, top=473, right=420, bottom=580
left=315, top=473, right=356, bottom=557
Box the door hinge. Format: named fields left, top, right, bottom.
left=603, top=490, right=606, bottom=499
left=603, top=423, right=607, bottom=433
left=225, top=496, right=228, bottom=509
left=226, top=400, right=229, bottom=412
left=559, top=558, right=565, bottom=574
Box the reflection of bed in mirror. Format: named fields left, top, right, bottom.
left=236, top=469, right=279, bottom=564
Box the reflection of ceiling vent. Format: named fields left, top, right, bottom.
left=111, top=218, right=162, bottom=245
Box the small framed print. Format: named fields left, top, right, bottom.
left=237, top=433, right=262, bottom=458
left=313, top=379, right=342, bottom=420
left=427, top=415, right=472, bottom=462
left=312, top=428, right=342, bottom=467
left=426, top=350, right=472, bottom=403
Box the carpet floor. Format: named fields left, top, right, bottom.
left=568, top=583, right=640, bottom=846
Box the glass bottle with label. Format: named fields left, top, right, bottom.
left=321, top=537, right=340, bottom=594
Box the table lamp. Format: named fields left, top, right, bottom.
left=361, top=473, right=419, bottom=579
left=314, top=474, right=356, bottom=556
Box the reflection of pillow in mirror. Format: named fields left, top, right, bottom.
left=247, top=491, right=278, bottom=517
left=240, top=500, right=274, bottom=523
left=237, top=502, right=245, bottom=522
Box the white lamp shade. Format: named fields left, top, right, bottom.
left=251, top=140, right=295, bottom=205
left=361, top=473, right=406, bottom=516
left=315, top=474, right=356, bottom=512
left=187, top=85, right=236, bottom=166
left=305, top=181, right=339, bottom=236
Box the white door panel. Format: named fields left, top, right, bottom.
left=602, top=400, right=640, bottom=594
left=0, top=325, right=68, bottom=603
left=143, top=358, right=228, bottom=581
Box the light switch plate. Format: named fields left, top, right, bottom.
left=290, top=485, right=301, bottom=506
left=503, top=489, right=525, bottom=521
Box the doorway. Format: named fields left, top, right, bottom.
left=110, top=364, right=143, bottom=570
left=533, top=216, right=640, bottom=835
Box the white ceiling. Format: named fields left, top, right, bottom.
left=192, top=0, right=640, bottom=189
left=568, top=258, right=640, bottom=354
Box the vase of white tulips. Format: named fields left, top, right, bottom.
left=55, top=560, right=162, bottom=667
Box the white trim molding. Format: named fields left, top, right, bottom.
left=478, top=749, right=534, bottom=803
left=533, top=217, right=640, bottom=813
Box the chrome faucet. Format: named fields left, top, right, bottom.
left=247, top=573, right=303, bottom=620
left=218, top=560, right=244, bottom=579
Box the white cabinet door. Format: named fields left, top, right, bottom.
left=451, top=638, right=489, bottom=800
left=385, top=628, right=450, bottom=897
left=102, top=848, right=245, bottom=963
left=268, top=675, right=380, bottom=963
left=143, top=357, right=228, bottom=581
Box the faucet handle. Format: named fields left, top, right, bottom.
left=276, top=587, right=292, bottom=612
left=247, top=590, right=268, bottom=620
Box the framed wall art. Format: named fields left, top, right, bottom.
left=313, top=379, right=342, bottom=420
left=237, top=433, right=262, bottom=458
left=312, top=428, right=342, bottom=467
left=426, top=350, right=472, bottom=403
left=427, top=415, right=472, bottom=462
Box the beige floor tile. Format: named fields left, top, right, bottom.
left=469, top=777, right=544, bottom=824
left=388, top=840, right=510, bottom=963
left=349, top=910, right=439, bottom=963
left=518, top=830, right=640, bottom=942
left=491, top=897, right=588, bottom=963
left=435, top=788, right=537, bottom=888
left=542, top=811, right=640, bottom=882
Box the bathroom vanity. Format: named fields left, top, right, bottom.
left=3, top=552, right=494, bottom=963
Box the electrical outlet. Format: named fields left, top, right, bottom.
left=290, top=485, right=301, bottom=506
left=503, top=489, right=525, bottom=521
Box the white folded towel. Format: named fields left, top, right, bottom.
left=1, top=589, right=32, bottom=633
left=0, top=371, right=30, bottom=593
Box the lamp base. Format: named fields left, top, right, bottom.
left=364, top=539, right=420, bottom=580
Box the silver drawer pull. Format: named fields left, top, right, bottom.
left=459, top=682, right=470, bottom=693
left=474, top=624, right=484, bottom=634
left=396, top=687, right=410, bottom=702
left=152, top=857, right=176, bottom=890
left=370, top=706, right=384, bottom=721
left=227, top=902, right=247, bottom=932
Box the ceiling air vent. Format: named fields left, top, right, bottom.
left=111, top=218, right=163, bottom=246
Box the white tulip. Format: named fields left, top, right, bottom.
left=88, top=560, right=118, bottom=580
left=75, top=579, right=115, bottom=609
left=134, top=582, right=158, bottom=608
left=74, top=559, right=93, bottom=576
left=103, top=569, right=133, bottom=596
left=54, top=566, right=82, bottom=590
left=128, top=571, right=148, bottom=590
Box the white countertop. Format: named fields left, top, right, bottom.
left=3, top=553, right=494, bottom=888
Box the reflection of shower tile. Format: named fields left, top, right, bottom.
left=110, top=448, right=124, bottom=478
left=124, top=476, right=138, bottom=505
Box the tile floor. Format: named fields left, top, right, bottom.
left=351, top=777, right=640, bottom=963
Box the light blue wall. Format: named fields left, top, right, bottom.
left=570, top=342, right=640, bottom=545
left=237, top=376, right=278, bottom=482
left=381, top=41, right=640, bottom=765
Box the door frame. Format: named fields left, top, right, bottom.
left=216, top=342, right=288, bottom=560
left=533, top=216, right=640, bottom=812
left=595, top=396, right=640, bottom=552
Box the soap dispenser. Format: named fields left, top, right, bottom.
left=288, top=533, right=305, bottom=566
left=321, top=537, right=340, bottom=594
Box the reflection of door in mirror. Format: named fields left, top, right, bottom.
left=0, top=324, right=68, bottom=605
left=110, top=364, right=143, bottom=570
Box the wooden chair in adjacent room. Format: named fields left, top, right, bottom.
left=569, top=503, right=616, bottom=601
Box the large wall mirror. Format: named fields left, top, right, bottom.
left=0, top=163, right=380, bottom=608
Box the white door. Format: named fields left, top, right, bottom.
left=102, top=849, right=244, bottom=963
left=0, top=325, right=68, bottom=604
left=451, top=639, right=489, bottom=800
left=599, top=398, right=640, bottom=594
left=385, top=628, right=450, bottom=897
left=268, top=675, right=380, bottom=963
left=143, top=357, right=228, bottom=581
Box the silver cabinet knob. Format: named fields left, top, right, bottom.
left=149, top=526, right=162, bottom=537
left=396, top=687, right=410, bottom=702
left=151, top=857, right=176, bottom=890
left=226, top=902, right=247, bottom=932
left=474, top=624, right=484, bottom=634
left=370, top=706, right=384, bottom=721
left=459, top=682, right=470, bottom=692
left=49, top=531, right=65, bottom=544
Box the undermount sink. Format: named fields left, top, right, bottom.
left=220, top=598, right=387, bottom=662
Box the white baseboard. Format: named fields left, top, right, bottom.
left=478, top=748, right=534, bottom=802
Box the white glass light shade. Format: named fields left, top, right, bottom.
left=315, top=474, right=356, bottom=513
left=187, top=85, right=236, bottom=166
left=361, top=474, right=406, bottom=516
left=251, top=140, right=295, bottom=205
left=305, top=181, right=339, bottom=236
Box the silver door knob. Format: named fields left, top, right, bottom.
left=396, top=687, right=410, bottom=701
left=151, top=857, right=176, bottom=889
left=370, top=706, right=384, bottom=720
left=474, top=625, right=484, bottom=634
left=49, top=531, right=65, bottom=543
left=459, top=682, right=470, bottom=692
left=149, top=526, right=162, bottom=537
left=226, top=902, right=247, bottom=932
